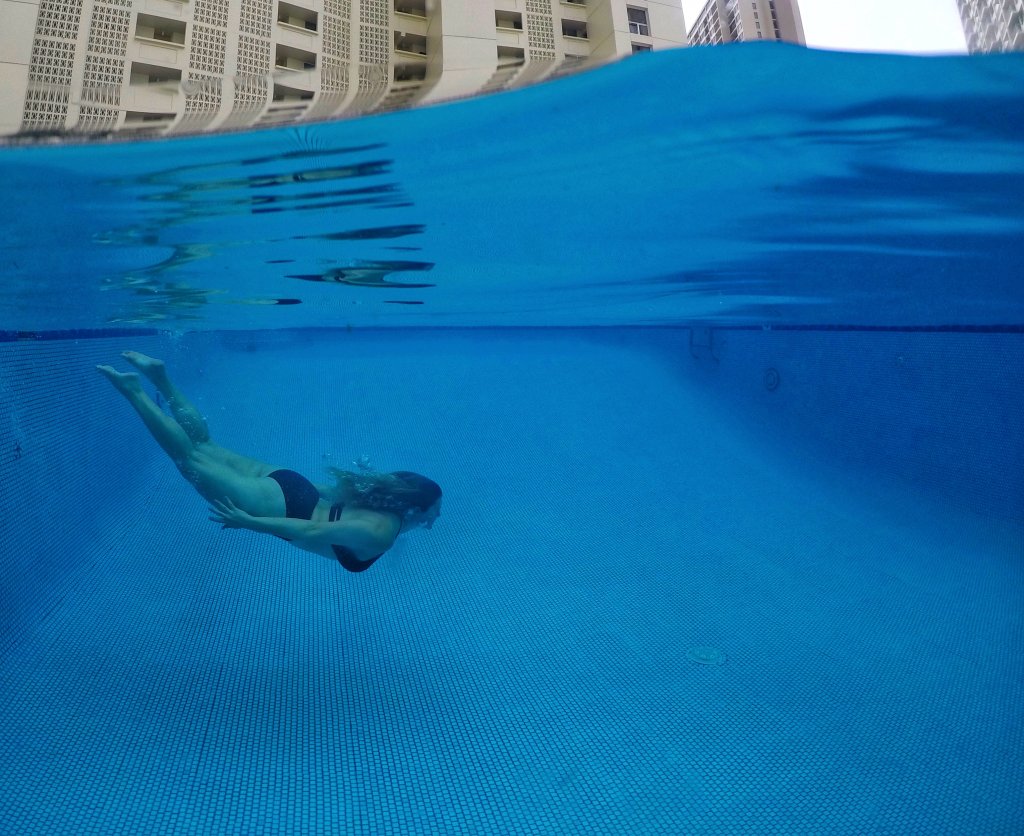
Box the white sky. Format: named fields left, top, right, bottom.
left=679, top=0, right=968, bottom=54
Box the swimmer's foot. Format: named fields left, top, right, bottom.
left=96, top=364, right=143, bottom=395
left=122, top=351, right=168, bottom=384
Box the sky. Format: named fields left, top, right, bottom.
left=679, top=0, right=968, bottom=54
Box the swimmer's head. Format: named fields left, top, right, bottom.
left=390, top=471, right=442, bottom=530
left=327, top=467, right=442, bottom=528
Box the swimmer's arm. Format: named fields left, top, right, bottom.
left=208, top=498, right=397, bottom=551
left=306, top=516, right=400, bottom=553
left=208, top=499, right=317, bottom=539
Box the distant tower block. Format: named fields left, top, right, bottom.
left=689, top=0, right=805, bottom=47
left=955, top=0, right=1024, bottom=53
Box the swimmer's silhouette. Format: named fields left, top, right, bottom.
left=97, top=352, right=440, bottom=572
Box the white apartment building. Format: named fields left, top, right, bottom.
left=955, top=0, right=1024, bottom=52
left=688, top=0, right=804, bottom=47
left=0, top=0, right=687, bottom=139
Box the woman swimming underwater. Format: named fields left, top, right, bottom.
left=97, top=352, right=441, bottom=572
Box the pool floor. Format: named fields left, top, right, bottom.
left=1, top=330, right=1021, bottom=834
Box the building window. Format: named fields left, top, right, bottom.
left=627, top=7, right=650, bottom=37
left=561, top=20, right=588, bottom=39
left=631, top=43, right=652, bottom=53
left=495, top=10, right=523, bottom=31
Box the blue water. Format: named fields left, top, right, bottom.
left=2, top=45, right=1023, bottom=331
left=1, top=45, right=1023, bottom=834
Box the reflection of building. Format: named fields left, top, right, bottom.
left=0, top=0, right=687, bottom=139
left=689, top=0, right=804, bottom=47
left=955, top=0, right=1024, bottom=52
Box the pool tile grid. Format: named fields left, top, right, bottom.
left=0, top=336, right=184, bottom=658
left=2, top=331, right=1023, bottom=834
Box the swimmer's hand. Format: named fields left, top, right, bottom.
left=207, top=502, right=320, bottom=541
left=208, top=497, right=252, bottom=529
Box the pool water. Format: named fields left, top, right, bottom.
left=1, top=45, right=1022, bottom=834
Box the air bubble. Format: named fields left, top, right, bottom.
left=687, top=646, right=726, bottom=666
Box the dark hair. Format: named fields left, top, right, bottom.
left=389, top=471, right=442, bottom=513
left=326, top=467, right=441, bottom=517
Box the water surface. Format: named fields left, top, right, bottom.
left=2, top=44, right=1022, bottom=332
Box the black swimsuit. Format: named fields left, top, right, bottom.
left=266, top=469, right=386, bottom=573
left=266, top=469, right=319, bottom=519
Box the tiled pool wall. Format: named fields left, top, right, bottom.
left=0, top=335, right=187, bottom=656
left=1, top=326, right=1021, bottom=657
left=673, top=327, right=1023, bottom=524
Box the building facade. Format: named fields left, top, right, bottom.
left=689, top=0, right=804, bottom=47
left=0, top=0, right=687, bottom=139
left=955, top=0, right=1024, bottom=52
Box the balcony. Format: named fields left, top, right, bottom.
left=394, top=0, right=426, bottom=17
left=394, top=31, right=427, bottom=57
left=129, top=62, right=182, bottom=87
left=497, top=45, right=525, bottom=66
left=277, top=1, right=318, bottom=32
left=135, top=14, right=186, bottom=47
left=127, top=63, right=182, bottom=112
left=275, top=43, right=317, bottom=72
left=272, top=82, right=314, bottom=102
left=495, top=11, right=523, bottom=31
left=394, top=63, right=427, bottom=83
left=123, top=110, right=175, bottom=132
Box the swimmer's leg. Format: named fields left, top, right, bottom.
left=122, top=351, right=280, bottom=478
left=96, top=365, right=193, bottom=463
left=121, top=351, right=209, bottom=444
left=98, top=364, right=284, bottom=514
